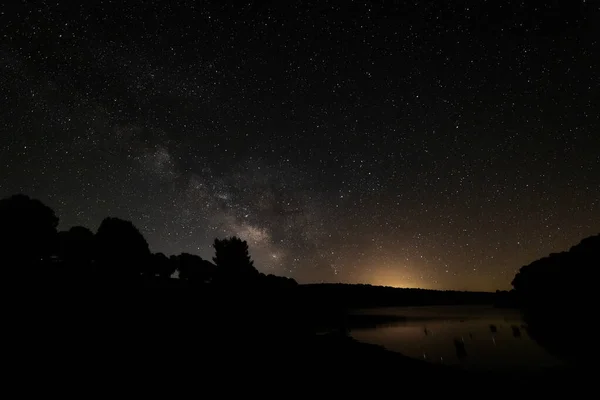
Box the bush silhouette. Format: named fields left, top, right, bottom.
left=95, top=217, right=151, bottom=279
left=0, top=194, right=58, bottom=270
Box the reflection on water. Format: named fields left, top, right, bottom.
left=349, top=305, right=564, bottom=371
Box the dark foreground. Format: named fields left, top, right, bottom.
left=6, top=281, right=588, bottom=396
left=15, top=332, right=585, bottom=396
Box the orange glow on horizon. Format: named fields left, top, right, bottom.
left=360, top=266, right=432, bottom=290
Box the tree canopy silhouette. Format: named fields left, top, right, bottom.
left=511, top=233, right=599, bottom=308
left=511, top=233, right=599, bottom=365
left=0, top=194, right=58, bottom=269
left=213, top=236, right=259, bottom=282
left=0, top=193, right=301, bottom=292
left=95, top=217, right=151, bottom=279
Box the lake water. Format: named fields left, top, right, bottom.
left=349, top=305, right=564, bottom=372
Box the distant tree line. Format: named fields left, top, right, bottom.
left=0, top=193, right=297, bottom=289
left=299, top=283, right=496, bottom=309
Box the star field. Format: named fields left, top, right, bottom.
left=1, top=1, right=599, bottom=291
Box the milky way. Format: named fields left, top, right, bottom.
left=1, top=1, right=599, bottom=290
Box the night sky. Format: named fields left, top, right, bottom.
left=1, top=1, right=599, bottom=291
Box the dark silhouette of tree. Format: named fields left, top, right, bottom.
left=148, top=252, right=176, bottom=279
left=213, top=236, right=258, bottom=282
left=57, top=226, right=95, bottom=266
left=174, top=253, right=216, bottom=283
left=510, top=233, right=599, bottom=365
left=0, top=194, right=58, bottom=271
left=95, top=217, right=151, bottom=280
left=511, top=233, right=599, bottom=308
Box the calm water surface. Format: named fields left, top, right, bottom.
left=349, top=305, right=564, bottom=372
